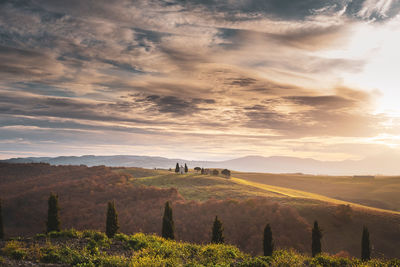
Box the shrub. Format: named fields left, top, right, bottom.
left=40, top=245, right=62, bottom=263
left=234, top=256, right=271, bottom=267
left=1, top=240, right=27, bottom=260
left=48, top=228, right=81, bottom=239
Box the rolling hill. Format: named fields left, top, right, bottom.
left=1, top=163, right=399, bottom=258
left=4, top=153, right=400, bottom=175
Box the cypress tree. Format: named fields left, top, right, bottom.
left=263, top=223, right=274, bottom=256
left=361, top=226, right=371, bottom=261
left=106, top=201, right=119, bottom=238
left=0, top=199, right=4, bottom=239
left=184, top=163, right=188, bottom=173
left=211, top=216, right=224, bottom=244
left=162, top=201, right=175, bottom=239
left=175, top=163, right=180, bottom=173
left=312, top=220, right=322, bottom=257
left=46, top=193, right=61, bottom=233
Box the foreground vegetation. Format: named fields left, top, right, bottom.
left=1, top=229, right=399, bottom=267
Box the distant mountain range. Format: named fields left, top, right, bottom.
left=2, top=154, right=400, bottom=175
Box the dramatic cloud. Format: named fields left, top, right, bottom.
left=0, top=0, right=400, bottom=162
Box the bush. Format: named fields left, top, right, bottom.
left=311, top=253, right=353, bottom=267
left=83, top=230, right=109, bottom=243
left=1, top=241, right=27, bottom=260
left=234, top=256, right=271, bottom=267
left=40, top=246, right=62, bottom=263
left=48, top=228, right=81, bottom=239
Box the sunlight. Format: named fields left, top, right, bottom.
left=317, top=17, right=400, bottom=116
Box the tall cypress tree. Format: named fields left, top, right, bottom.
left=162, top=201, right=175, bottom=239
left=175, top=163, right=180, bottom=173
left=46, top=193, right=61, bottom=233
left=263, top=223, right=274, bottom=256
left=106, top=201, right=119, bottom=238
left=0, top=198, right=4, bottom=239
left=361, top=226, right=371, bottom=261
left=184, top=163, right=188, bottom=173
left=312, top=220, right=322, bottom=257
left=211, top=216, right=224, bottom=244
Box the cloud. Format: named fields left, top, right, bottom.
left=0, top=0, right=399, bottom=161
left=138, top=94, right=216, bottom=116
left=0, top=46, right=64, bottom=81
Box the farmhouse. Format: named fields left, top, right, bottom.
left=179, top=165, right=185, bottom=174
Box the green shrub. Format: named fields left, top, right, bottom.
left=127, top=238, right=148, bottom=251
left=271, top=249, right=307, bottom=267
left=74, top=262, right=96, bottom=267
left=40, top=246, right=62, bottom=263
left=86, top=239, right=100, bottom=256
left=388, top=259, right=400, bottom=267
left=34, top=233, right=47, bottom=239
left=49, top=228, right=81, bottom=239
left=1, top=240, right=27, bottom=260
left=234, top=256, right=271, bottom=267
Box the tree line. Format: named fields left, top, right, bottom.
left=174, top=163, right=232, bottom=178
left=0, top=195, right=372, bottom=261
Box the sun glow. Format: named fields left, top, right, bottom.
left=316, top=17, right=400, bottom=116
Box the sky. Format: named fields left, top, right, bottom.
left=1, top=0, right=400, bottom=161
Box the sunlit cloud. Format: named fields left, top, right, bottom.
left=0, top=0, right=400, bottom=162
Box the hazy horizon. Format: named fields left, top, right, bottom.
left=1, top=0, right=400, bottom=166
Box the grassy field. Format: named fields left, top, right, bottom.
left=1, top=230, right=399, bottom=267
left=128, top=172, right=284, bottom=201
left=118, top=168, right=400, bottom=215
left=232, top=172, right=400, bottom=212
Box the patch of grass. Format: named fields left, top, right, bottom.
left=113, top=167, right=166, bottom=178
left=131, top=173, right=283, bottom=201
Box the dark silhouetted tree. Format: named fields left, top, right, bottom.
left=263, top=223, right=274, bottom=256
left=184, top=163, right=188, bottom=173
left=194, top=167, right=201, bottom=173
left=361, top=226, right=371, bottom=261
left=106, top=201, right=119, bottom=238
left=175, top=163, right=180, bottom=173
left=212, top=169, right=219, bottom=176
left=211, top=216, right=224, bottom=244
left=0, top=199, right=4, bottom=239
left=221, top=169, right=231, bottom=177
left=312, top=220, right=322, bottom=257
left=162, top=201, right=175, bottom=239
left=46, top=193, right=61, bottom=233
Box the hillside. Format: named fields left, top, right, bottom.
left=232, top=172, right=400, bottom=212
left=2, top=230, right=399, bottom=267
left=4, top=154, right=400, bottom=175
left=1, top=163, right=400, bottom=259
